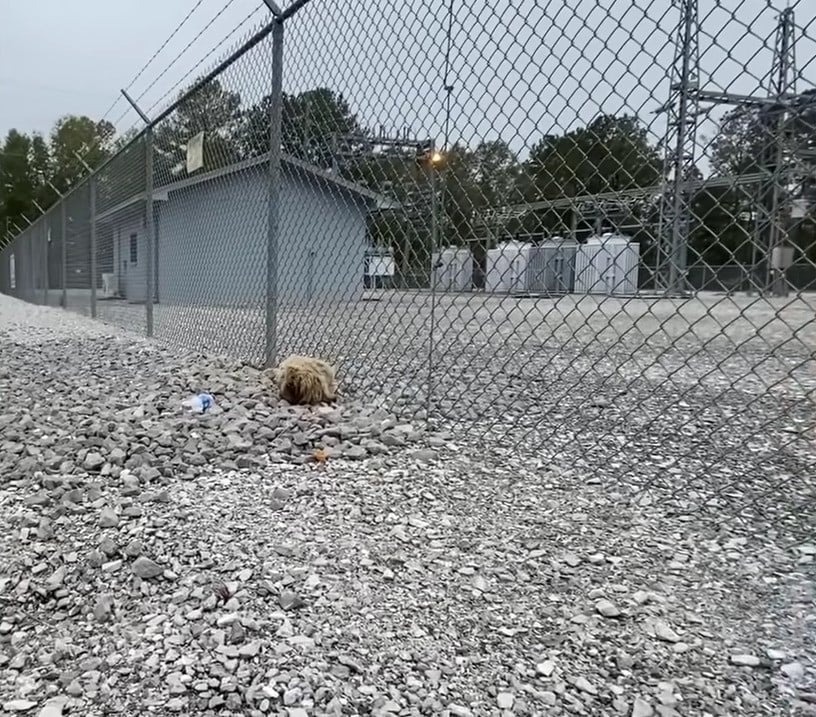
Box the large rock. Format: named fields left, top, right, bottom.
left=132, top=556, right=163, bottom=579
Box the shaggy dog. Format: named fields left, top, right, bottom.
left=270, top=354, right=337, bottom=405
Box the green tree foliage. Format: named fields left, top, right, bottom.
left=0, top=130, right=42, bottom=242
left=687, top=186, right=754, bottom=266
left=524, top=115, right=662, bottom=199
left=282, top=88, right=361, bottom=167
left=344, top=146, right=437, bottom=280
left=707, top=90, right=816, bottom=263
left=709, top=91, right=816, bottom=178
left=515, top=115, right=662, bottom=239
left=96, top=130, right=147, bottom=215
left=341, top=139, right=522, bottom=280
left=49, top=115, right=115, bottom=192
left=241, top=87, right=361, bottom=166
left=153, top=79, right=242, bottom=184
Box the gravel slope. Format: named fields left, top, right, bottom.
left=0, top=295, right=814, bottom=717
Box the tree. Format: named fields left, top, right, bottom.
left=687, top=185, right=755, bottom=266
left=96, top=128, right=147, bottom=214
left=525, top=114, right=662, bottom=199
left=789, top=89, right=816, bottom=263
left=707, top=108, right=772, bottom=177
left=283, top=88, right=360, bottom=167
left=153, top=79, right=242, bottom=184
left=49, top=115, right=115, bottom=192
left=241, top=87, right=361, bottom=167
left=470, top=140, right=523, bottom=209
left=0, top=130, right=42, bottom=241
left=709, top=91, right=816, bottom=179
left=342, top=144, right=438, bottom=280
left=516, top=115, right=662, bottom=238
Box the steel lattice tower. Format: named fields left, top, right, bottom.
left=753, top=7, right=797, bottom=293
left=655, top=0, right=700, bottom=296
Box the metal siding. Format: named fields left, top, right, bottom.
left=47, top=212, right=63, bottom=305
left=157, top=168, right=266, bottom=307
left=432, top=248, right=473, bottom=292
left=279, top=172, right=368, bottom=305
left=14, top=235, right=31, bottom=300
left=616, top=243, right=641, bottom=295
left=575, top=236, right=640, bottom=295
left=0, top=248, right=9, bottom=294
left=527, top=244, right=578, bottom=294
left=117, top=218, right=148, bottom=303
left=486, top=242, right=529, bottom=294
left=154, top=166, right=368, bottom=307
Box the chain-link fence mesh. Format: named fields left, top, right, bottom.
left=147, top=22, right=275, bottom=362
left=44, top=206, right=61, bottom=307
left=0, top=0, right=814, bottom=528
left=93, top=134, right=149, bottom=334
left=62, top=181, right=92, bottom=317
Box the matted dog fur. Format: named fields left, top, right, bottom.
left=270, top=354, right=338, bottom=405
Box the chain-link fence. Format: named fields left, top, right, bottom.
left=1, top=0, right=814, bottom=526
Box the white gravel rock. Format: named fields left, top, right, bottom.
left=0, top=295, right=813, bottom=716
left=596, top=598, right=622, bottom=617
left=37, top=698, right=68, bottom=717
left=781, top=661, right=805, bottom=681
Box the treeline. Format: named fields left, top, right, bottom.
left=1, top=81, right=814, bottom=267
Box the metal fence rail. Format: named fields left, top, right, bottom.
left=1, top=0, right=814, bottom=527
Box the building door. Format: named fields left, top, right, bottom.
left=118, top=229, right=145, bottom=301
left=510, top=252, right=525, bottom=293
left=553, top=253, right=564, bottom=292
left=118, top=232, right=129, bottom=298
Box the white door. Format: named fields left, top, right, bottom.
left=553, top=254, right=564, bottom=291
left=510, top=253, right=525, bottom=292
left=119, top=229, right=146, bottom=302
left=118, top=232, right=129, bottom=298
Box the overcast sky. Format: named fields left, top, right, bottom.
left=1, top=0, right=814, bottom=169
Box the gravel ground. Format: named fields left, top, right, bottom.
left=0, top=294, right=814, bottom=716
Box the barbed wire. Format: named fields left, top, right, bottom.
left=112, top=0, right=248, bottom=127
left=97, top=0, right=211, bottom=127
left=144, top=5, right=267, bottom=119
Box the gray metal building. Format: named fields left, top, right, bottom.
left=97, top=154, right=393, bottom=307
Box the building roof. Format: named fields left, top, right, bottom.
left=97, top=151, right=400, bottom=223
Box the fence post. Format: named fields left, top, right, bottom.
left=28, top=228, right=35, bottom=303
left=89, top=178, right=97, bottom=318
left=117, top=91, right=155, bottom=337
left=145, top=128, right=155, bottom=338
left=426, top=143, right=439, bottom=415
left=42, top=218, right=48, bottom=305
left=265, top=17, right=284, bottom=368
left=61, top=201, right=67, bottom=308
